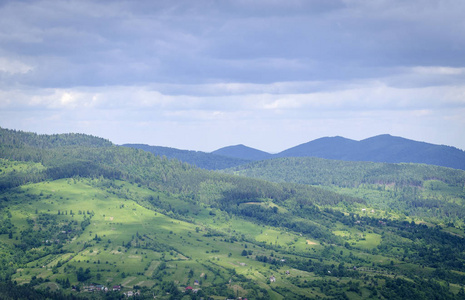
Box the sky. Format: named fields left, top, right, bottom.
left=0, top=0, right=464, bottom=153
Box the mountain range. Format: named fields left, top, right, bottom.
left=2, top=127, right=465, bottom=299
left=124, top=134, right=465, bottom=171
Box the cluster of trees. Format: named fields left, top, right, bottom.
left=380, top=277, right=463, bottom=300
left=0, top=281, right=85, bottom=300
left=76, top=267, right=91, bottom=282
left=0, top=210, right=13, bottom=234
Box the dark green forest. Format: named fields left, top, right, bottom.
left=122, top=144, right=251, bottom=170
left=225, top=157, right=465, bottom=225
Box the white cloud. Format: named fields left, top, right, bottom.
left=262, top=98, right=302, bottom=110
left=410, top=66, right=465, bottom=76
left=0, top=57, right=33, bottom=74
left=2, top=78, right=464, bottom=120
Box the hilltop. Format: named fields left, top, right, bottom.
left=211, top=144, right=273, bottom=161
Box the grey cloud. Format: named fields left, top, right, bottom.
left=1, top=0, right=464, bottom=88
left=1, top=0, right=465, bottom=151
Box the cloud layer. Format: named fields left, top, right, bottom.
left=1, top=0, right=464, bottom=151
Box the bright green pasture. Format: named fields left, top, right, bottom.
left=1, top=178, right=329, bottom=298
left=2, top=175, right=453, bottom=299
left=0, top=159, right=45, bottom=174
left=333, top=224, right=382, bottom=250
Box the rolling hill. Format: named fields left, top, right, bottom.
left=223, top=156, right=465, bottom=223
left=122, top=143, right=251, bottom=170
left=1, top=127, right=465, bottom=299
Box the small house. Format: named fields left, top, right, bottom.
left=95, top=284, right=105, bottom=291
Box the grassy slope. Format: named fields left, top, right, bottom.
left=2, top=174, right=463, bottom=299
left=2, top=177, right=333, bottom=299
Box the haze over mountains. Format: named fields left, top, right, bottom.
left=124, top=134, right=465, bottom=171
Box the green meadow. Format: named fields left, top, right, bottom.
left=2, top=175, right=464, bottom=299
left=2, top=177, right=344, bottom=299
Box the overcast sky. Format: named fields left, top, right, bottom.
left=1, top=0, right=464, bottom=152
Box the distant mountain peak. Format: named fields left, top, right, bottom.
left=212, top=144, right=272, bottom=161
left=276, top=134, right=465, bottom=170
left=223, top=144, right=247, bottom=149
left=362, top=134, right=404, bottom=141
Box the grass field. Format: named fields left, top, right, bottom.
left=2, top=178, right=342, bottom=298
left=1, top=166, right=463, bottom=298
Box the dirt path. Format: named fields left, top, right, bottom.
left=122, top=276, right=137, bottom=287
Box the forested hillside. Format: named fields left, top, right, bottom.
left=225, top=157, right=465, bottom=226
left=1, top=127, right=465, bottom=299
left=122, top=143, right=251, bottom=170
left=226, top=157, right=465, bottom=187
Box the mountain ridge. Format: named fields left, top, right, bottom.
left=4, top=127, right=464, bottom=171
left=121, top=143, right=251, bottom=170
left=212, top=134, right=465, bottom=170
